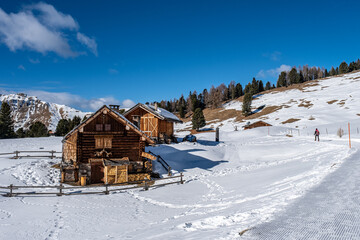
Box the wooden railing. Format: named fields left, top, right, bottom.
left=148, top=151, right=172, bottom=176
left=0, top=150, right=61, bottom=159
left=0, top=173, right=184, bottom=197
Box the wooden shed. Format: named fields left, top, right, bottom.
left=124, top=103, right=182, bottom=143
left=61, top=105, right=156, bottom=185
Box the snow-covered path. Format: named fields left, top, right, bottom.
left=244, top=144, right=360, bottom=239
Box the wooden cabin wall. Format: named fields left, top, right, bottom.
left=158, top=120, right=174, bottom=136
left=78, top=112, right=146, bottom=164
left=126, top=108, right=159, bottom=138
left=63, top=132, right=77, bottom=162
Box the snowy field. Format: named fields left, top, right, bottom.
left=0, top=127, right=357, bottom=239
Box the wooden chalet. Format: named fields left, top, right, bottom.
left=61, top=105, right=157, bottom=185
left=124, top=103, right=182, bottom=143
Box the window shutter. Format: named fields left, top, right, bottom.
left=95, top=137, right=104, bottom=149
left=96, top=124, right=103, bottom=131
left=104, top=137, right=112, bottom=148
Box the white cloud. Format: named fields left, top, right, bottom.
left=29, top=2, right=79, bottom=30
left=77, top=32, right=98, bottom=56
left=20, top=90, right=130, bottom=111
left=17, top=65, right=25, bottom=71
left=257, top=64, right=292, bottom=79
left=108, top=68, right=118, bottom=74
left=122, top=99, right=136, bottom=108
left=0, top=3, right=97, bottom=58
left=263, top=51, right=282, bottom=61
left=29, top=58, right=40, bottom=64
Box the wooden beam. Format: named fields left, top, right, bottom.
left=141, top=152, right=157, bottom=160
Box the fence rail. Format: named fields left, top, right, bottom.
left=1, top=172, right=184, bottom=197
left=0, top=150, right=61, bottom=159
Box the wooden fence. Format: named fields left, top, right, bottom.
left=0, top=173, right=184, bottom=197
left=0, top=150, right=61, bottom=159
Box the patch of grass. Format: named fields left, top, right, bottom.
left=327, top=100, right=337, bottom=104
left=281, top=118, right=300, bottom=124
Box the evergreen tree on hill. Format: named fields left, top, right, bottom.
left=235, top=83, right=243, bottom=97
left=16, top=128, right=26, bottom=138
left=27, top=121, right=49, bottom=137
left=265, top=81, right=271, bottom=90
left=258, top=80, right=264, bottom=92
left=70, top=116, right=81, bottom=130
left=55, top=119, right=70, bottom=136
left=0, top=101, right=15, bottom=139
left=289, top=68, right=299, bottom=85
left=242, top=93, right=252, bottom=117
left=192, top=108, right=206, bottom=131
left=339, top=61, right=349, bottom=74
left=276, top=71, right=287, bottom=87
left=329, top=66, right=336, bottom=76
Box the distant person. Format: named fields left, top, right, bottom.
left=314, top=128, right=320, bottom=141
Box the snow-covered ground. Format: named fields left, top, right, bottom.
left=0, top=127, right=357, bottom=239
left=1, top=72, right=360, bottom=239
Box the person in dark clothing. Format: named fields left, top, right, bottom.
left=314, top=128, right=320, bottom=141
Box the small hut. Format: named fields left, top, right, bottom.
left=61, top=105, right=156, bottom=185
left=124, top=103, right=182, bottom=143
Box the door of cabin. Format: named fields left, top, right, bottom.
left=90, top=159, right=104, bottom=184
left=117, top=165, right=128, bottom=183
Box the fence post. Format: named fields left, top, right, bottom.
left=104, top=184, right=109, bottom=195
left=144, top=178, right=149, bottom=191
left=168, top=167, right=172, bottom=176
left=57, top=184, right=63, bottom=196
left=348, top=122, right=351, bottom=149
left=8, top=184, right=13, bottom=197
left=51, top=150, right=55, bottom=159
left=215, top=127, right=220, bottom=142
left=14, top=151, right=19, bottom=159
left=180, top=172, right=184, bottom=184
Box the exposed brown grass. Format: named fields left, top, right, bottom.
left=309, top=116, right=315, bottom=120
left=337, top=100, right=346, bottom=106
left=327, top=100, right=337, bottom=104
left=281, top=118, right=300, bottom=124
left=298, top=99, right=313, bottom=108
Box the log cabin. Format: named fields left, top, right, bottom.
left=61, top=105, right=157, bottom=185
left=124, top=103, right=182, bottom=143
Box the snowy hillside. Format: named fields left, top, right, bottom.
left=0, top=93, right=90, bottom=131
left=223, top=70, right=360, bottom=129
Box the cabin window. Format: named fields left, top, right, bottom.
left=132, top=116, right=141, bottom=128
left=105, top=124, right=111, bottom=131
left=95, top=135, right=112, bottom=149
left=96, top=124, right=103, bottom=131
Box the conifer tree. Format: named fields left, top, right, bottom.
left=258, top=80, right=264, bottom=92
left=192, top=108, right=206, bottom=131
left=329, top=66, right=336, bottom=76
left=339, top=61, right=349, bottom=74
left=0, top=102, right=15, bottom=139
left=289, top=68, right=299, bottom=85
left=16, top=128, right=26, bottom=138
left=235, top=83, right=243, bottom=97
left=55, top=119, right=70, bottom=136
left=27, top=121, right=49, bottom=137
left=276, top=72, right=287, bottom=87
left=265, top=81, right=271, bottom=90
left=242, top=93, right=252, bottom=117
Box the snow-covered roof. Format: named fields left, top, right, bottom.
left=125, top=103, right=182, bottom=123
left=63, top=105, right=154, bottom=144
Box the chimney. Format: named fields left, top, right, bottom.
left=154, top=102, right=158, bottom=111
left=109, top=105, right=120, bottom=112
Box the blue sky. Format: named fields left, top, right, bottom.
left=0, top=0, right=360, bottom=111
